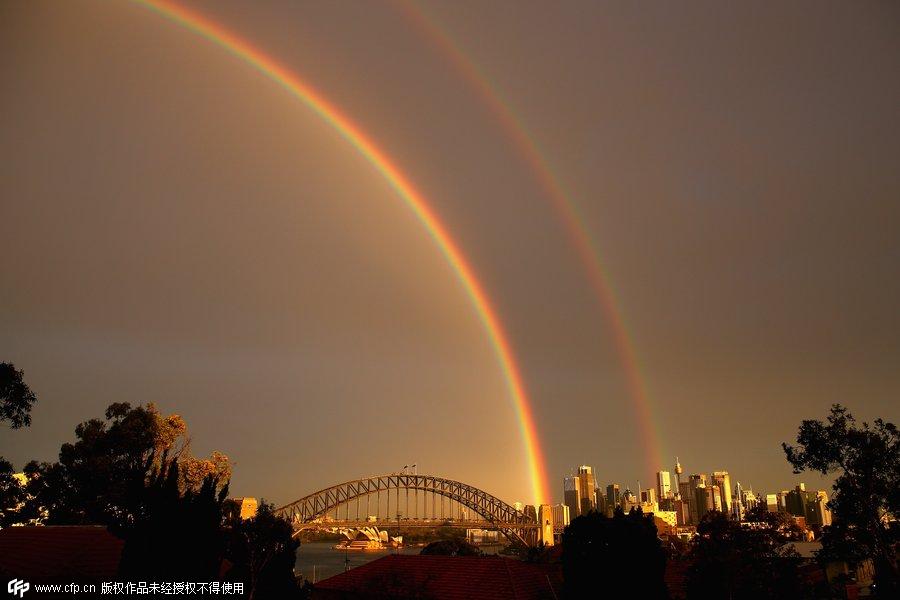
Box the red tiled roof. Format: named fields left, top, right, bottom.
left=0, top=526, right=124, bottom=582
left=312, top=555, right=562, bottom=600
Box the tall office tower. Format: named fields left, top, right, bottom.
left=595, top=488, right=607, bottom=515
left=606, top=484, right=621, bottom=513
left=766, top=494, right=779, bottom=513
left=712, top=471, right=733, bottom=516
left=657, top=471, right=672, bottom=500
left=811, top=491, right=832, bottom=527
left=564, top=476, right=581, bottom=519
left=577, top=466, right=597, bottom=514
left=693, top=484, right=710, bottom=521
left=641, top=488, right=658, bottom=505
left=742, top=488, right=759, bottom=512
left=550, top=503, right=571, bottom=529
left=777, top=491, right=790, bottom=512
left=786, top=484, right=812, bottom=518
left=733, top=482, right=745, bottom=520
left=711, top=485, right=723, bottom=512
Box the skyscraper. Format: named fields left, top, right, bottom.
left=606, top=483, right=620, bottom=514
left=564, top=476, right=581, bottom=519
left=657, top=471, right=672, bottom=500
left=550, top=503, right=571, bottom=529
left=577, top=466, right=597, bottom=514
left=712, top=471, right=732, bottom=516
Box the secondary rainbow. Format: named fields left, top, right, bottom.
left=397, top=0, right=665, bottom=476
left=132, top=0, right=550, bottom=504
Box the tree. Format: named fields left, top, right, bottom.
left=783, top=405, right=899, bottom=595
left=0, top=362, right=36, bottom=429
left=562, top=507, right=667, bottom=599
left=118, top=458, right=229, bottom=581
left=420, top=539, right=482, bottom=556
left=22, top=403, right=231, bottom=528
left=686, top=507, right=805, bottom=599
left=0, top=457, right=27, bottom=527
left=225, top=502, right=302, bottom=600
left=0, top=362, right=37, bottom=526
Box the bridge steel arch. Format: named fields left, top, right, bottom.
left=274, top=474, right=539, bottom=546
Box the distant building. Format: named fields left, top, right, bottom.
left=712, top=472, right=732, bottom=516
left=657, top=471, right=672, bottom=500
left=606, top=484, right=621, bottom=514
left=594, top=488, right=607, bottom=515
left=576, top=466, right=597, bottom=515
left=550, top=503, right=570, bottom=529
left=538, top=504, right=555, bottom=546
left=766, top=494, right=779, bottom=513
left=564, top=476, right=581, bottom=519
left=224, top=497, right=258, bottom=521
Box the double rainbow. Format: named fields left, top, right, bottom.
left=133, top=0, right=551, bottom=504
left=396, top=1, right=664, bottom=475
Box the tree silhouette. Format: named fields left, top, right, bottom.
left=0, top=362, right=36, bottom=526
left=562, top=507, right=667, bottom=599
left=0, top=362, right=36, bottom=429
left=118, top=457, right=229, bottom=581
left=783, top=404, right=899, bottom=596
left=23, top=402, right=230, bottom=527
left=686, top=507, right=806, bottom=599
left=224, top=501, right=302, bottom=600
left=420, top=538, right=482, bottom=556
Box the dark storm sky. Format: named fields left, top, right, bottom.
left=1, top=0, right=898, bottom=504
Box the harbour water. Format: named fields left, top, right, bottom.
left=294, top=542, right=505, bottom=583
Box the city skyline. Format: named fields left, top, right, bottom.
left=2, top=0, right=898, bottom=506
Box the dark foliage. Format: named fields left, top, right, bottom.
left=224, top=501, right=302, bottom=600
left=686, top=507, right=805, bottom=599
left=0, top=362, right=37, bottom=429
left=24, top=403, right=163, bottom=526
left=783, top=404, right=900, bottom=596
left=0, top=457, right=27, bottom=527
left=118, top=458, right=229, bottom=581
left=562, top=507, right=667, bottom=599
left=420, top=538, right=482, bottom=556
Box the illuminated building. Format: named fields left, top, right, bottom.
left=577, top=466, right=597, bottom=514
left=712, top=471, right=732, bottom=516
left=564, top=476, right=581, bottom=519
left=657, top=471, right=672, bottom=500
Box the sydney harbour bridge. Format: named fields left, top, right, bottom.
left=274, top=473, right=547, bottom=547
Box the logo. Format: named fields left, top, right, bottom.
left=7, top=579, right=29, bottom=598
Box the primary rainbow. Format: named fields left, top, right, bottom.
left=397, top=0, right=665, bottom=476
left=132, top=0, right=551, bottom=504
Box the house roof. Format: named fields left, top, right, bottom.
left=0, top=526, right=124, bottom=582
left=312, top=554, right=562, bottom=600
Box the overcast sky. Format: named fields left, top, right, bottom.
left=2, top=0, right=898, bottom=505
